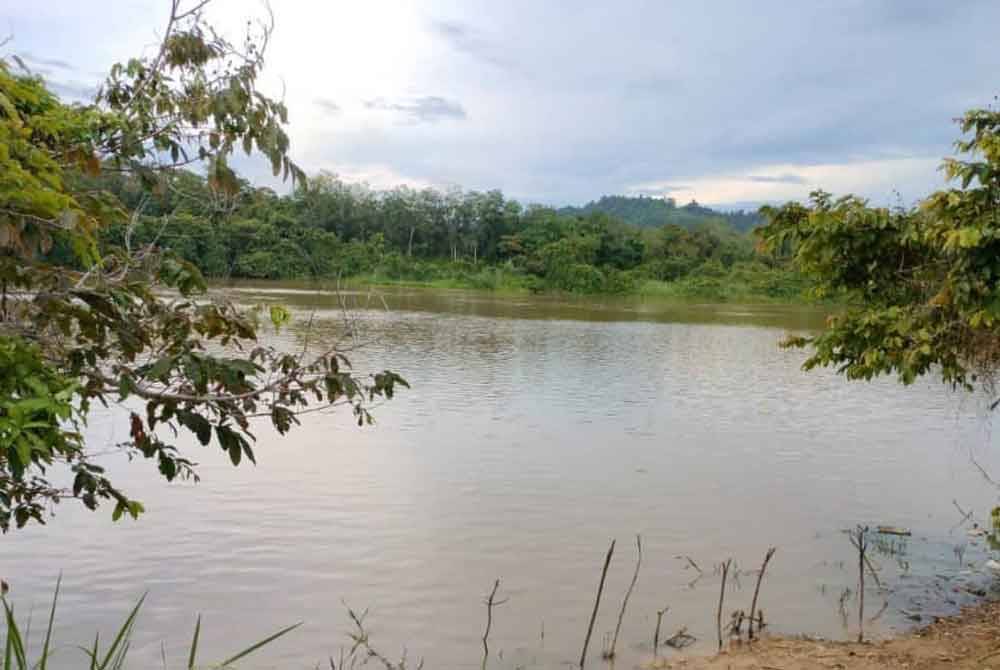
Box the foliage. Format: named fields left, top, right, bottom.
left=559, top=195, right=763, bottom=232
left=0, top=577, right=299, bottom=669
left=757, top=107, right=1000, bottom=390
left=638, top=262, right=809, bottom=302
left=0, top=1, right=405, bottom=531
left=86, top=167, right=797, bottom=297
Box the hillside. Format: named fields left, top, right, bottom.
left=558, top=195, right=763, bottom=232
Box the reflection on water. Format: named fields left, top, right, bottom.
left=4, top=283, right=1000, bottom=669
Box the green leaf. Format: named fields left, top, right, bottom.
left=38, top=573, right=61, bottom=670
left=187, top=615, right=201, bottom=670
left=177, top=411, right=212, bottom=446
left=217, top=622, right=301, bottom=668
left=97, top=593, right=145, bottom=670
left=2, top=600, right=27, bottom=670
left=144, top=357, right=174, bottom=380
left=269, top=304, right=291, bottom=332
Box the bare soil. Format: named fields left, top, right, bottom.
left=645, top=600, right=1000, bottom=669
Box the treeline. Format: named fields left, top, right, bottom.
left=80, top=170, right=803, bottom=297
left=559, top=195, right=764, bottom=232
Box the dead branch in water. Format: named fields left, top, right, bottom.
left=676, top=555, right=703, bottom=573
left=868, top=597, right=889, bottom=624
left=847, top=533, right=883, bottom=589
left=748, top=547, right=777, bottom=640
left=481, top=578, right=508, bottom=670
left=653, top=606, right=669, bottom=657
left=344, top=604, right=424, bottom=670
left=951, top=499, right=977, bottom=532
left=728, top=609, right=746, bottom=638
left=717, top=558, right=732, bottom=651
left=837, top=587, right=852, bottom=630
left=855, top=525, right=869, bottom=643
left=580, top=539, right=615, bottom=669
left=606, top=534, right=642, bottom=659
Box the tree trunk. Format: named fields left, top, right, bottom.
left=407, top=226, right=415, bottom=257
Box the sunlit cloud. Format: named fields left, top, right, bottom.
left=313, top=163, right=439, bottom=192
left=7, top=0, right=999, bottom=205
left=627, top=157, right=945, bottom=207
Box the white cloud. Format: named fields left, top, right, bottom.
left=8, top=0, right=1000, bottom=205
left=627, top=157, right=945, bottom=207
left=314, top=164, right=439, bottom=192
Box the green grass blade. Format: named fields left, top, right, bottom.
left=3, top=601, right=27, bottom=670
left=97, top=594, right=145, bottom=670
left=5, top=620, right=13, bottom=670
left=216, top=622, right=301, bottom=668
left=187, top=615, right=201, bottom=670
left=109, top=640, right=130, bottom=670
left=38, top=574, right=60, bottom=670
left=22, top=607, right=32, bottom=652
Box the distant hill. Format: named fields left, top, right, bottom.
left=558, top=195, right=763, bottom=232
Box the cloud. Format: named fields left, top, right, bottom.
left=364, top=96, right=467, bottom=123
left=314, top=98, right=341, bottom=114
left=315, top=163, right=437, bottom=191
left=48, top=79, right=98, bottom=102
left=628, top=158, right=942, bottom=207
left=18, top=52, right=75, bottom=71
left=11, top=0, right=1000, bottom=206
left=628, top=184, right=692, bottom=196
left=746, top=174, right=808, bottom=185
left=427, top=19, right=514, bottom=70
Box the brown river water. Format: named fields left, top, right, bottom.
left=4, top=283, right=1000, bottom=669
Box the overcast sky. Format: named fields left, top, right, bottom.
left=6, top=0, right=1000, bottom=208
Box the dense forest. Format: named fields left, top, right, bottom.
left=81, top=169, right=806, bottom=298
left=558, top=195, right=764, bottom=232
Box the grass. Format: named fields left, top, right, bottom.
left=349, top=265, right=824, bottom=304
left=1, top=577, right=301, bottom=670
left=227, top=258, right=827, bottom=304
left=637, top=265, right=821, bottom=304
left=360, top=274, right=534, bottom=294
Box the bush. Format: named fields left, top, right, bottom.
left=603, top=268, right=639, bottom=293
left=640, top=257, right=698, bottom=281
left=547, top=262, right=606, bottom=292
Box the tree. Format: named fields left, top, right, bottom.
left=757, top=107, right=1000, bottom=393
left=0, top=0, right=405, bottom=531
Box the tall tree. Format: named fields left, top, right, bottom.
left=0, top=0, right=405, bottom=531
left=758, top=107, right=1000, bottom=393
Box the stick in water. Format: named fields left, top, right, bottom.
left=748, top=547, right=777, bottom=640
left=653, top=606, right=669, bottom=657
left=857, top=526, right=867, bottom=643
left=607, top=534, right=642, bottom=659
left=580, top=539, right=615, bottom=669
left=717, top=558, right=732, bottom=651
left=481, top=578, right=507, bottom=670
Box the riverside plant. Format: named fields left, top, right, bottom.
left=0, top=577, right=300, bottom=670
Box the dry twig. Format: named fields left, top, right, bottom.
left=606, top=534, right=642, bottom=659
left=717, top=558, right=732, bottom=651
left=580, top=539, right=615, bottom=668
left=748, top=547, right=777, bottom=640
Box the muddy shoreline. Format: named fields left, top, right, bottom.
left=649, top=596, right=1000, bottom=669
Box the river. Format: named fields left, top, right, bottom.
left=4, top=283, right=1000, bottom=669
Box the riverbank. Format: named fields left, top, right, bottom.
left=343, top=264, right=822, bottom=304
left=655, top=598, right=1000, bottom=669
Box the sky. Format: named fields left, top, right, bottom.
left=5, top=0, right=1000, bottom=209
